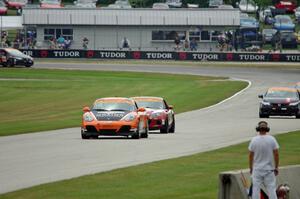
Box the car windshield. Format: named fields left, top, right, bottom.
left=263, top=29, right=276, bottom=34
left=265, top=90, right=299, bottom=99
left=42, top=0, right=60, bottom=4
left=93, top=102, right=136, bottom=111
left=135, top=101, right=165, bottom=109
left=6, top=49, right=25, bottom=57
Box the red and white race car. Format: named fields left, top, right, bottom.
left=131, top=96, right=175, bottom=133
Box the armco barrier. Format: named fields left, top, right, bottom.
left=218, top=165, right=300, bottom=199
left=20, top=49, right=300, bottom=62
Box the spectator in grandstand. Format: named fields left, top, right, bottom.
left=49, top=37, right=57, bottom=49
left=190, top=38, right=197, bottom=51
left=174, top=35, right=180, bottom=50
left=183, top=39, right=189, bottom=51
left=82, top=37, right=89, bottom=50
left=64, top=38, right=72, bottom=49
left=121, top=37, right=130, bottom=49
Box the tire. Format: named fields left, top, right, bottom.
left=169, top=117, right=175, bottom=133
left=160, top=119, right=169, bottom=134
left=7, top=58, right=15, bottom=67
left=132, top=121, right=141, bottom=139
left=141, top=121, right=149, bottom=138
left=259, top=113, right=269, bottom=118
left=81, top=133, right=90, bottom=139
left=296, top=112, right=300, bottom=119
left=25, top=64, right=32, bottom=67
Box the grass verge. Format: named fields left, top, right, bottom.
left=0, top=68, right=247, bottom=136
left=0, top=130, right=299, bottom=199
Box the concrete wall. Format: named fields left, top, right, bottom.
left=218, top=165, right=300, bottom=199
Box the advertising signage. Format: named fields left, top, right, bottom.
left=20, top=50, right=300, bottom=62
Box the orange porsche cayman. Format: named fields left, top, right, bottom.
left=81, top=97, right=149, bottom=139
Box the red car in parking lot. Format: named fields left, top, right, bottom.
left=132, top=96, right=175, bottom=133
left=5, top=0, right=27, bottom=9
left=275, top=0, right=297, bottom=13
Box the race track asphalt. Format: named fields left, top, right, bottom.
left=0, top=62, right=300, bottom=194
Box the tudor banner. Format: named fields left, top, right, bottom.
left=20, top=50, right=300, bottom=62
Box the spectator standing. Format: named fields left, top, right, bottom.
left=64, top=38, right=71, bottom=49
left=57, top=35, right=65, bottom=49
left=190, top=38, right=197, bottom=51
left=183, top=39, right=189, bottom=51
left=248, top=121, right=279, bottom=199
left=174, top=35, right=180, bottom=50
left=121, top=37, right=130, bottom=49
left=82, top=37, right=89, bottom=50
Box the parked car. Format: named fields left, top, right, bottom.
left=74, top=0, right=96, bottom=8
left=187, top=3, right=198, bottom=8
left=237, top=0, right=258, bottom=13
left=40, top=0, right=63, bottom=8
left=218, top=4, right=234, bottom=9
left=209, top=0, right=223, bottom=7
left=295, top=6, right=300, bottom=21
left=259, top=87, right=300, bottom=118
left=240, top=16, right=260, bottom=29
left=259, top=7, right=275, bottom=24
left=273, top=15, right=295, bottom=31
left=166, top=0, right=182, bottom=8
left=262, top=28, right=277, bottom=43
left=0, top=1, right=8, bottom=15
left=5, top=0, right=27, bottom=9
left=152, top=3, right=169, bottom=9
left=275, top=0, right=297, bottom=13
left=131, top=97, right=175, bottom=133
left=81, top=97, right=149, bottom=139
left=280, top=30, right=298, bottom=48
left=0, top=48, right=34, bottom=67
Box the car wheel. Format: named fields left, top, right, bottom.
left=25, top=64, right=32, bottom=67
left=160, top=119, right=169, bottom=134
left=81, top=133, right=90, bottom=139
left=169, top=117, right=175, bottom=133
left=132, top=121, right=141, bottom=139
left=259, top=113, right=269, bottom=118
left=7, top=58, right=15, bottom=67
left=296, top=113, right=300, bottom=119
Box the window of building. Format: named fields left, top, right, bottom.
left=189, top=30, right=212, bottom=41
left=152, top=31, right=185, bottom=41
left=44, top=28, right=73, bottom=41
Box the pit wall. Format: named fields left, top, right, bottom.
left=218, top=165, right=300, bottom=199
left=20, top=50, right=300, bottom=62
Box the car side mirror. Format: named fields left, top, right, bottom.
left=138, top=107, right=146, bottom=112
left=83, top=106, right=90, bottom=112
left=168, top=105, right=173, bottom=109
left=258, top=94, right=263, bottom=98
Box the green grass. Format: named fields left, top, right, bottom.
left=0, top=130, right=299, bottom=199
left=0, top=68, right=247, bottom=136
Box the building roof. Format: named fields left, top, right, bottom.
left=0, top=16, right=23, bottom=30
left=22, top=8, right=240, bottom=26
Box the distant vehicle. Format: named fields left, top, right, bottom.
left=131, top=97, right=175, bottom=133
left=279, top=30, right=297, bottom=48
left=166, top=0, right=182, bottom=8
left=74, top=0, right=96, bottom=8
left=187, top=3, right=198, bottom=8
left=262, top=28, right=277, bottom=43
left=0, top=1, right=8, bottom=15
left=240, top=13, right=249, bottom=18
left=237, top=0, right=258, bottom=13
left=295, top=6, right=300, bottom=21
left=5, top=0, right=27, bottom=9
left=0, top=48, right=34, bottom=67
left=81, top=97, right=149, bottom=139
left=209, top=0, right=223, bottom=8
left=259, top=7, right=275, bottom=24
left=152, top=3, right=169, bottom=9
left=259, top=87, right=300, bottom=118
left=275, top=0, right=297, bottom=13
left=218, top=4, right=234, bottom=9
left=237, top=27, right=263, bottom=50
left=240, top=17, right=260, bottom=28
left=106, top=0, right=131, bottom=8
left=40, top=0, right=63, bottom=8
left=273, top=15, right=295, bottom=31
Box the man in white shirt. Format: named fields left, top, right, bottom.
left=249, top=121, right=279, bottom=199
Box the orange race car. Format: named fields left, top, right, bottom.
left=81, top=97, right=149, bottom=139
left=131, top=96, right=175, bottom=133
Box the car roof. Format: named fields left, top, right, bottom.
left=131, top=96, right=164, bottom=101
left=95, top=97, right=135, bottom=104
left=268, top=87, right=298, bottom=92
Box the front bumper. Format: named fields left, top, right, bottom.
left=260, top=104, right=299, bottom=116
left=149, top=119, right=165, bottom=130
left=81, top=120, right=138, bottom=136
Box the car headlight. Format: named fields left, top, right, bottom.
left=83, top=112, right=94, bottom=122
left=261, top=101, right=271, bottom=106
left=151, top=112, right=162, bottom=119
left=121, top=113, right=136, bottom=122
left=290, top=101, right=300, bottom=106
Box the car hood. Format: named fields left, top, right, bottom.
left=263, top=97, right=299, bottom=104
left=91, top=110, right=129, bottom=121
